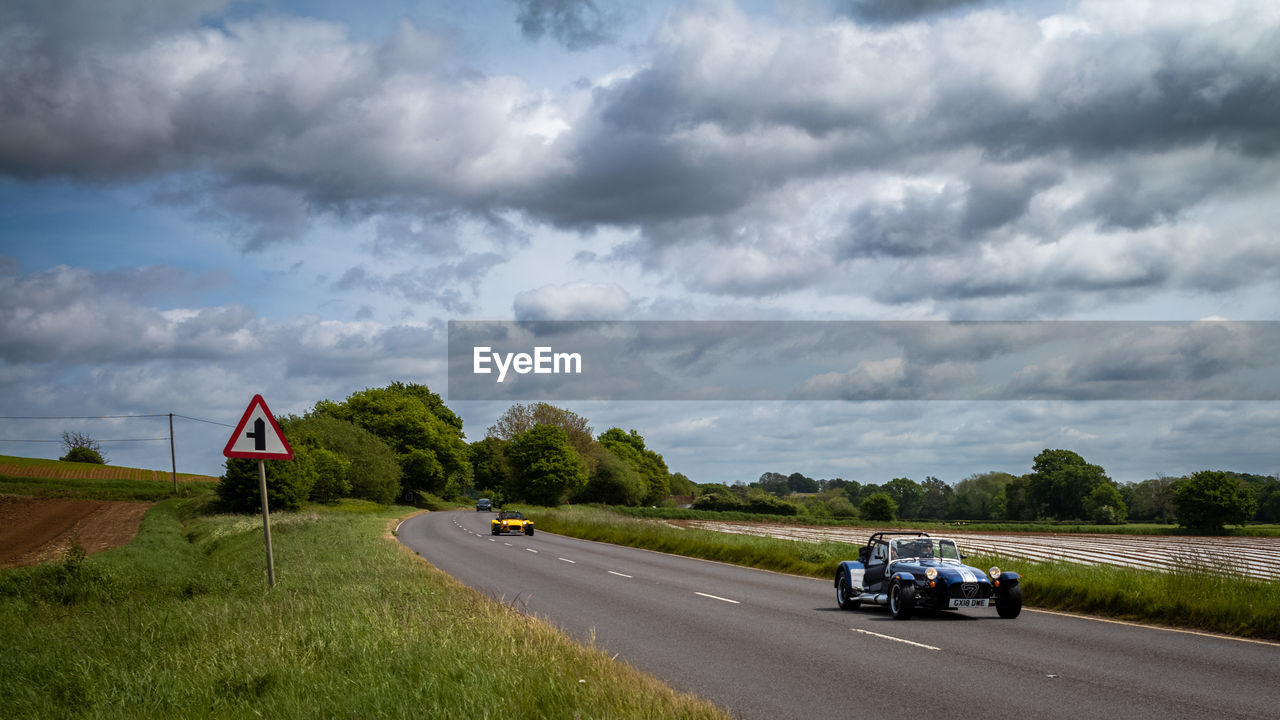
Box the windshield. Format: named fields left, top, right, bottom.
left=890, top=538, right=961, bottom=562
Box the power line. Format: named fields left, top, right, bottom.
left=172, top=414, right=236, bottom=428
left=0, top=438, right=169, bottom=443
left=0, top=414, right=170, bottom=419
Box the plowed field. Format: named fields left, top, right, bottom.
left=0, top=495, right=151, bottom=568
left=674, top=520, right=1280, bottom=580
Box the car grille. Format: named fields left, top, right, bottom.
left=948, top=581, right=993, bottom=599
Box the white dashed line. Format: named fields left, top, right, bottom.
left=852, top=629, right=940, bottom=651
left=694, top=592, right=740, bottom=604
left=559, top=558, right=576, bottom=563
left=608, top=571, right=632, bottom=578
left=526, top=548, right=538, bottom=553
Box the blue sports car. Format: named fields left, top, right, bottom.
left=835, top=532, right=1021, bottom=620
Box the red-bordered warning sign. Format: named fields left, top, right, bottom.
left=223, top=394, right=294, bottom=460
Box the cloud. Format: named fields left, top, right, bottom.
left=512, top=0, right=626, bottom=51
left=512, top=281, right=634, bottom=320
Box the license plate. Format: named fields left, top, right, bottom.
left=949, top=598, right=989, bottom=608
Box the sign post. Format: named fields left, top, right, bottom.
left=223, top=395, right=293, bottom=587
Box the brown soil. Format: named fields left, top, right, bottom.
left=0, top=495, right=152, bottom=569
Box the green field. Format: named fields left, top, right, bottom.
left=0, top=469, right=727, bottom=719
left=0, top=454, right=216, bottom=501
left=530, top=506, right=1280, bottom=641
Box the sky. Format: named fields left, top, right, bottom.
left=1, top=0, right=1278, bottom=486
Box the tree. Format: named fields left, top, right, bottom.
left=1027, top=449, right=1112, bottom=520
left=504, top=424, right=588, bottom=506
left=576, top=447, right=647, bottom=506
left=313, top=382, right=470, bottom=502
left=861, top=492, right=898, bottom=521
left=756, top=472, right=790, bottom=497
left=307, top=447, right=352, bottom=504
left=1082, top=482, right=1128, bottom=525
left=918, top=476, right=954, bottom=519
left=60, top=431, right=106, bottom=464
left=488, top=403, right=596, bottom=468
left=952, top=472, right=1013, bottom=520
left=283, top=414, right=402, bottom=504
left=469, top=437, right=512, bottom=493
left=668, top=472, right=695, bottom=497
left=996, top=475, right=1037, bottom=521
left=1126, top=476, right=1177, bottom=523
left=1172, top=470, right=1257, bottom=532
left=217, top=453, right=317, bottom=513
left=787, top=472, right=819, bottom=494
left=598, top=428, right=670, bottom=504
left=883, top=478, right=923, bottom=519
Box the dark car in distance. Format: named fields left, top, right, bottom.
left=476, top=498, right=492, bottom=512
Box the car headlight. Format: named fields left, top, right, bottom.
left=989, top=566, right=1001, bottom=579
left=925, top=567, right=937, bottom=580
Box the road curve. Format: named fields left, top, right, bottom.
left=398, top=510, right=1279, bottom=720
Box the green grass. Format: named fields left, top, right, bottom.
left=0, top=499, right=729, bottom=719
left=530, top=506, right=1280, bottom=641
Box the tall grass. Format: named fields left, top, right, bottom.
left=0, top=499, right=729, bottom=719
left=532, top=506, right=1280, bottom=641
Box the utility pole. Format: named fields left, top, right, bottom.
left=169, top=413, right=177, bottom=493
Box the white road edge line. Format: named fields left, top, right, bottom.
left=695, top=591, right=740, bottom=604
left=559, top=558, right=576, bottom=563
left=1025, top=608, right=1280, bottom=647
left=853, top=628, right=940, bottom=651
left=608, top=571, right=631, bottom=578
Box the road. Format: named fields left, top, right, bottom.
left=398, top=510, right=1279, bottom=720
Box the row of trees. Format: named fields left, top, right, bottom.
left=472, top=403, right=693, bottom=507
left=715, top=449, right=1276, bottom=531
left=217, top=387, right=693, bottom=512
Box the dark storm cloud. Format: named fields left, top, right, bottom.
left=840, top=0, right=989, bottom=24
left=512, top=0, right=625, bottom=51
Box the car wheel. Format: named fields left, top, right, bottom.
left=836, top=570, right=861, bottom=611
left=996, top=583, right=1022, bottom=619
left=889, top=579, right=915, bottom=620
left=525, top=527, right=534, bottom=536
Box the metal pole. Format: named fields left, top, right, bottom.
left=169, top=413, right=177, bottom=493
left=258, top=459, right=275, bottom=587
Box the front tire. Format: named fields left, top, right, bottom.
left=996, top=583, right=1022, bottom=619
left=836, top=571, right=861, bottom=611
left=525, top=527, right=534, bottom=536
left=889, top=579, right=915, bottom=620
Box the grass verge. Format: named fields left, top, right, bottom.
left=0, top=499, right=729, bottom=719
left=531, top=506, right=1280, bottom=641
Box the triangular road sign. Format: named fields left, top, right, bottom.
left=223, top=394, right=294, bottom=460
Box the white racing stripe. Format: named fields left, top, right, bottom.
left=853, top=628, right=940, bottom=651
left=695, top=591, right=740, bottom=604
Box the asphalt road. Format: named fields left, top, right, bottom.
left=398, top=510, right=1280, bottom=720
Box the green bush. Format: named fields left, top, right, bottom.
left=861, top=492, right=898, bottom=521
left=308, top=447, right=352, bottom=504
left=60, top=447, right=105, bottom=464
left=1174, top=470, right=1257, bottom=532
left=283, top=415, right=401, bottom=504
left=217, top=454, right=316, bottom=513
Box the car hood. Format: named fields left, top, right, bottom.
left=893, top=560, right=989, bottom=583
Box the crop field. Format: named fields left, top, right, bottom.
left=0, top=455, right=216, bottom=483
left=675, top=521, right=1280, bottom=580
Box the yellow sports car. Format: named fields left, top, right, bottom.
left=491, top=511, right=535, bottom=536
